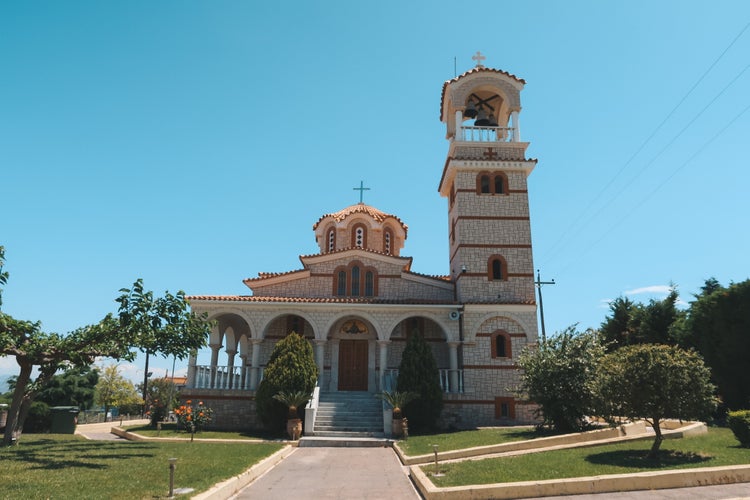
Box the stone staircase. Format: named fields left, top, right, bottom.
left=312, top=391, right=384, bottom=438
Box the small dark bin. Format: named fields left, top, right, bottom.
left=50, top=406, right=79, bottom=434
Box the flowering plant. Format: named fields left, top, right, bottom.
left=175, top=400, right=214, bottom=434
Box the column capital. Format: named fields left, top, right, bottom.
left=314, top=339, right=328, bottom=346
left=250, top=338, right=264, bottom=345
left=209, top=343, right=222, bottom=350
left=447, top=341, right=461, bottom=348
left=377, top=339, right=391, bottom=347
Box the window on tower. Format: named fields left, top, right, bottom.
left=476, top=172, right=508, bottom=195
left=488, top=255, right=507, bottom=281
left=383, top=229, right=392, bottom=255
left=351, top=224, right=367, bottom=249
left=327, top=228, right=336, bottom=252
left=491, top=330, right=512, bottom=358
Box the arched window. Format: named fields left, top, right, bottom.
left=488, top=255, right=507, bottom=281
left=476, top=172, right=509, bottom=195
left=351, top=224, right=367, bottom=249
left=351, top=266, right=361, bottom=296
left=328, top=228, right=336, bottom=252
left=491, top=331, right=512, bottom=358
left=334, top=262, right=378, bottom=297
left=480, top=175, right=491, bottom=194
left=384, top=229, right=392, bottom=255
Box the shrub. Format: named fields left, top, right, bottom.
left=175, top=399, right=214, bottom=433
left=24, top=401, right=51, bottom=433
left=256, top=332, right=318, bottom=434
left=397, top=331, right=443, bottom=432
left=727, top=410, right=750, bottom=447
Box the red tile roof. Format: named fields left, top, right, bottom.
left=186, top=295, right=459, bottom=305
left=312, top=203, right=408, bottom=235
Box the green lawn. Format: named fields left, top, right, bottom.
left=425, top=427, right=750, bottom=487
left=399, top=426, right=554, bottom=456
left=124, top=422, right=277, bottom=440
left=0, top=434, right=284, bottom=499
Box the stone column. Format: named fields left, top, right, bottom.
left=511, top=111, right=521, bottom=142
left=330, top=339, right=340, bottom=392
left=186, top=350, right=197, bottom=388
left=249, top=339, right=263, bottom=390
left=455, top=110, right=463, bottom=140
left=239, top=354, right=248, bottom=390
left=377, top=340, right=390, bottom=391
left=209, top=343, right=221, bottom=389
left=226, top=349, right=236, bottom=389
left=314, top=339, right=326, bottom=384
left=448, top=341, right=460, bottom=393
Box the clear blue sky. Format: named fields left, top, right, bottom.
left=2, top=1, right=749, bottom=383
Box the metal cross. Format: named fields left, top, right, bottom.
left=472, top=51, right=486, bottom=68
left=353, top=180, right=370, bottom=203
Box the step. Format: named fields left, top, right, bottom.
left=298, top=435, right=391, bottom=447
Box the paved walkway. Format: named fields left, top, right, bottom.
left=75, top=419, right=149, bottom=440
left=232, top=447, right=420, bottom=499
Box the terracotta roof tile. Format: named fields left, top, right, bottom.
left=299, top=246, right=412, bottom=262
left=312, top=203, right=408, bottom=235
left=186, top=295, right=458, bottom=305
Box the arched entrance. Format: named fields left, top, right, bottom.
left=330, top=317, right=376, bottom=392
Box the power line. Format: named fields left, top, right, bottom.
left=539, top=21, right=750, bottom=267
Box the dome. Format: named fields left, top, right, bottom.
left=313, top=203, right=408, bottom=256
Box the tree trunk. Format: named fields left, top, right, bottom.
left=648, top=418, right=663, bottom=459
left=3, top=362, right=32, bottom=446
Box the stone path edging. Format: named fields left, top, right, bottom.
left=410, top=463, right=750, bottom=500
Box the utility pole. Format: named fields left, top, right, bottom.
left=535, top=269, right=555, bottom=343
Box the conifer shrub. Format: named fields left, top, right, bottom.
left=397, top=331, right=443, bottom=432
left=727, top=410, right=750, bottom=447
left=255, top=332, right=318, bottom=434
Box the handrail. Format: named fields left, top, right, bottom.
left=459, top=125, right=515, bottom=143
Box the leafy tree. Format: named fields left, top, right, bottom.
left=600, top=288, right=682, bottom=349
left=36, top=366, right=99, bottom=410
left=95, top=365, right=142, bottom=420
left=595, top=344, right=716, bottom=458
left=255, top=332, right=318, bottom=433
left=396, top=330, right=443, bottom=433
left=138, top=376, right=179, bottom=425
left=1, top=254, right=211, bottom=445
left=517, top=326, right=605, bottom=433
left=116, top=279, right=211, bottom=413
left=678, top=278, right=750, bottom=411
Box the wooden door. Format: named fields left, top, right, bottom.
left=338, top=340, right=368, bottom=391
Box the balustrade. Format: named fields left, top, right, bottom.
left=460, top=125, right=515, bottom=143
left=193, top=365, right=264, bottom=390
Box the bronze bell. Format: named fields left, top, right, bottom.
left=487, top=113, right=498, bottom=127
left=474, top=107, right=491, bottom=126
left=463, top=99, right=478, bottom=119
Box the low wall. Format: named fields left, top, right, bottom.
left=179, top=389, right=259, bottom=431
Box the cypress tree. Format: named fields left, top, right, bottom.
left=256, top=332, right=318, bottom=433
left=396, top=331, right=443, bottom=432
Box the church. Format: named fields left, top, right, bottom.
left=182, top=54, right=540, bottom=432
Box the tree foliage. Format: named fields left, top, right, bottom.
left=600, top=288, right=681, bottom=349
left=0, top=248, right=212, bottom=446
left=255, top=332, right=318, bottom=433
left=37, top=366, right=99, bottom=410
left=95, top=365, right=142, bottom=419
left=517, top=326, right=605, bottom=433
left=678, top=278, right=750, bottom=411
left=595, top=343, right=716, bottom=458
left=396, top=331, right=443, bottom=433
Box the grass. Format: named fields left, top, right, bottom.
left=0, top=433, right=284, bottom=499
left=124, top=422, right=278, bottom=440
left=398, top=426, right=555, bottom=456
left=424, top=427, right=750, bottom=487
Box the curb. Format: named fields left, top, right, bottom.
left=191, top=445, right=296, bottom=500
left=410, top=463, right=750, bottom=499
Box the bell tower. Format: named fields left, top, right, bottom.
left=438, top=54, right=537, bottom=305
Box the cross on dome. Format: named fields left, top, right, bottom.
left=472, top=51, right=486, bottom=68
left=353, top=180, right=371, bottom=203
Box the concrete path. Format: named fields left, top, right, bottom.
left=75, top=419, right=149, bottom=440
left=232, top=447, right=420, bottom=499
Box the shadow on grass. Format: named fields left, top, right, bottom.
left=7, top=438, right=158, bottom=471
left=586, top=449, right=714, bottom=469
